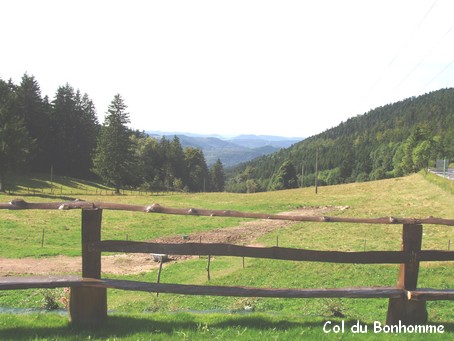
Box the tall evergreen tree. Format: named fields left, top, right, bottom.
left=268, top=160, right=298, bottom=191
left=184, top=147, right=209, bottom=192
left=49, top=84, right=77, bottom=175
left=398, top=125, right=433, bottom=174
left=48, top=84, right=99, bottom=177
left=0, top=78, right=31, bottom=191
left=92, top=94, right=133, bottom=193
left=210, top=158, right=225, bottom=192
left=74, top=91, right=99, bottom=177
left=169, top=136, right=187, bottom=186
left=131, top=134, right=162, bottom=189
left=15, top=73, right=50, bottom=172
left=158, top=136, right=172, bottom=189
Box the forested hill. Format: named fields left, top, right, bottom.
left=226, top=88, right=454, bottom=193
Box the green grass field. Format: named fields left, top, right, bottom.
left=0, top=173, right=453, bottom=340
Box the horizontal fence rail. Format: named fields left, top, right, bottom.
left=93, top=241, right=454, bottom=263
left=0, top=200, right=453, bottom=327
left=2, top=199, right=454, bottom=225
left=0, top=276, right=406, bottom=299
left=71, top=279, right=409, bottom=299
left=1, top=277, right=452, bottom=301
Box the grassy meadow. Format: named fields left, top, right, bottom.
left=0, top=172, right=453, bottom=340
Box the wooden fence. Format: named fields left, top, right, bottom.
left=0, top=199, right=453, bottom=327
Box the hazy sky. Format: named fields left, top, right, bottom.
left=2, top=0, right=453, bottom=138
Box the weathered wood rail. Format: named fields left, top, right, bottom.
left=0, top=199, right=453, bottom=327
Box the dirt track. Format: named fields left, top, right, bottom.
left=0, top=206, right=347, bottom=276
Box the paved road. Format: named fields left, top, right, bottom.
left=429, top=168, right=454, bottom=180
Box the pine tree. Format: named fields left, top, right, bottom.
left=210, top=159, right=225, bottom=192
left=49, top=84, right=77, bottom=175
left=15, top=73, right=50, bottom=172
left=268, top=160, right=298, bottom=191
left=0, top=78, right=31, bottom=191
left=74, top=91, right=99, bottom=177
left=92, top=94, right=133, bottom=193
left=47, top=84, right=100, bottom=177
left=184, top=147, right=209, bottom=192
left=169, top=136, right=187, bottom=186
left=131, top=134, right=162, bottom=189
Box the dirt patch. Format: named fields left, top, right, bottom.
left=0, top=206, right=347, bottom=276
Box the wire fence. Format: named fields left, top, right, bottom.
left=2, top=186, right=175, bottom=197
left=0, top=201, right=453, bottom=327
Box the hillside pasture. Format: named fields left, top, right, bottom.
left=0, top=173, right=453, bottom=340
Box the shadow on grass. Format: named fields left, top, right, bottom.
left=4, top=172, right=112, bottom=193
left=1, top=314, right=318, bottom=340
left=1, top=314, right=453, bottom=340
left=10, top=193, right=79, bottom=201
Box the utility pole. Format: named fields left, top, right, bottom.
left=301, top=162, right=304, bottom=188
left=50, top=164, right=54, bottom=193
left=315, top=148, right=319, bottom=194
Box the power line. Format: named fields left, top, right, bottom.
left=386, top=0, right=439, bottom=70
left=389, top=25, right=453, bottom=96
left=420, top=58, right=454, bottom=92
left=360, top=0, right=439, bottom=103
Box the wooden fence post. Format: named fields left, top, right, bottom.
left=69, top=209, right=107, bottom=326
left=386, top=224, right=427, bottom=325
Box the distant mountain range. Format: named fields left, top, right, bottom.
left=146, top=131, right=303, bottom=168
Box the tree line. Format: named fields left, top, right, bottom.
left=226, top=88, right=454, bottom=192
left=0, top=73, right=225, bottom=192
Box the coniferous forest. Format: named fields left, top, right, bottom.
left=1, top=73, right=453, bottom=193
left=226, top=88, right=454, bottom=192
left=0, top=73, right=225, bottom=192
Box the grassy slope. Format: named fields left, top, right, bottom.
left=1, top=173, right=452, bottom=257
left=1, top=313, right=452, bottom=341
left=0, top=173, right=453, bottom=340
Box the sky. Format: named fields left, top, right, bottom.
left=1, top=0, right=454, bottom=138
